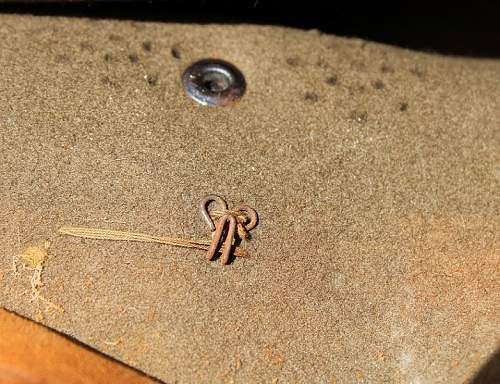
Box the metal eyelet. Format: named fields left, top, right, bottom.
left=182, top=59, right=246, bottom=107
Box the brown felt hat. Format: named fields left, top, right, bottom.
left=0, top=14, right=498, bottom=383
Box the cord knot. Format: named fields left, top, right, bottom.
left=200, top=195, right=258, bottom=264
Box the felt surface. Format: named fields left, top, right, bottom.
left=0, top=15, right=499, bottom=383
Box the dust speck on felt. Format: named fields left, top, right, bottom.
left=400, top=102, right=409, bottom=112
left=145, top=74, right=158, bottom=86
left=171, top=47, right=181, bottom=59
left=326, top=75, right=338, bottom=86
left=128, top=53, right=139, bottom=63
left=350, top=110, right=368, bottom=123
left=104, top=53, right=114, bottom=63
left=55, top=54, right=70, bottom=64
left=142, top=41, right=152, bottom=52
left=286, top=57, right=300, bottom=66
left=109, top=34, right=123, bottom=42
left=372, top=80, right=385, bottom=90
left=381, top=64, right=395, bottom=73
left=304, top=92, right=319, bottom=103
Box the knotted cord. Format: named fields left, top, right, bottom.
left=58, top=196, right=258, bottom=263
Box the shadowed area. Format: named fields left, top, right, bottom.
left=472, top=348, right=500, bottom=384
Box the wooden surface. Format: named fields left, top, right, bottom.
left=0, top=309, right=160, bottom=384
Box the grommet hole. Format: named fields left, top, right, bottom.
left=201, top=70, right=232, bottom=93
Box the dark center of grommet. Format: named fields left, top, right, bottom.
left=182, top=59, right=246, bottom=107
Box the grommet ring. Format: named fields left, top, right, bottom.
left=182, top=59, right=246, bottom=107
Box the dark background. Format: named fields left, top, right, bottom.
left=1, top=0, right=500, bottom=58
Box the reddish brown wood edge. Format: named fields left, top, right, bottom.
left=0, top=309, right=161, bottom=384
